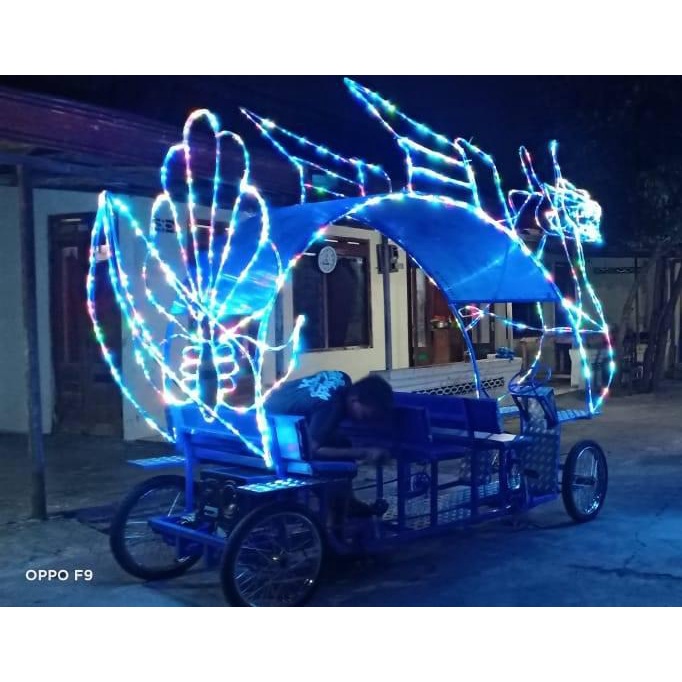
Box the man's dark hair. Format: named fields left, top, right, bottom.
left=349, top=375, right=394, bottom=414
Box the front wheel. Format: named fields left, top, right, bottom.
left=110, top=475, right=202, bottom=580
left=561, top=441, right=608, bottom=523
left=220, top=503, right=325, bottom=607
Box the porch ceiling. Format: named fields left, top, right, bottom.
left=0, top=85, right=298, bottom=200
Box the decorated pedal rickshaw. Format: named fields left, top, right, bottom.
left=88, top=79, right=612, bottom=606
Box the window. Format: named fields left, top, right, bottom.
left=292, top=237, right=371, bottom=351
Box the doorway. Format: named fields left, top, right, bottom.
left=49, top=213, right=123, bottom=436
left=407, top=259, right=465, bottom=366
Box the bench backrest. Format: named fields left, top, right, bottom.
left=393, top=405, right=433, bottom=445
left=169, top=405, right=271, bottom=470
left=393, top=392, right=468, bottom=430
left=462, top=397, right=503, bottom=434
left=269, top=414, right=311, bottom=463
left=394, top=391, right=503, bottom=436
left=170, top=394, right=505, bottom=470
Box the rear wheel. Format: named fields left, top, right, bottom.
left=220, top=503, right=325, bottom=607
left=562, top=441, right=608, bottom=522
left=110, top=475, right=203, bottom=580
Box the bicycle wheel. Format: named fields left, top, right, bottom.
left=561, top=441, right=608, bottom=523
left=220, top=503, right=325, bottom=607
left=110, top=475, right=202, bottom=580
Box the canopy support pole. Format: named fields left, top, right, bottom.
left=452, top=307, right=484, bottom=398
left=274, top=293, right=284, bottom=379
left=381, top=235, right=393, bottom=370
left=18, top=165, right=47, bottom=520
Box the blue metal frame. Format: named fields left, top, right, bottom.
left=133, top=381, right=572, bottom=567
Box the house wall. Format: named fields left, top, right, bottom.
left=279, top=224, right=411, bottom=383
left=118, top=195, right=165, bottom=441
left=0, top=187, right=114, bottom=435
left=0, top=187, right=178, bottom=440
left=505, top=255, right=654, bottom=372
left=0, top=187, right=24, bottom=433
left=588, top=257, right=645, bottom=333
left=4, top=182, right=664, bottom=441
left=0, top=191, right=412, bottom=441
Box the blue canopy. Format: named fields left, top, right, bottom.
left=218, top=194, right=559, bottom=315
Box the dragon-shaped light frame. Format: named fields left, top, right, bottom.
left=87, top=110, right=312, bottom=466
left=88, top=79, right=613, bottom=468
left=245, top=78, right=614, bottom=415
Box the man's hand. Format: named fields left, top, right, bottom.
left=361, top=447, right=391, bottom=465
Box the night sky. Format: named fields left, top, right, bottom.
left=2, top=75, right=681, bottom=246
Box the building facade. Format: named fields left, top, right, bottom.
left=4, top=183, right=657, bottom=442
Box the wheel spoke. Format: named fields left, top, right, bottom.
left=118, top=481, right=201, bottom=573
left=566, top=446, right=606, bottom=518
left=230, top=510, right=323, bottom=607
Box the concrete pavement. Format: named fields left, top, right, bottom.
left=1, top=385, right=681, bottom=606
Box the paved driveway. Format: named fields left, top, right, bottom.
left=1, top=386, right=681, bottom=606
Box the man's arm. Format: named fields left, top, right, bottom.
left=306, top=390, right=390, bottom=464
left=312, top=444, right=390, bottom=464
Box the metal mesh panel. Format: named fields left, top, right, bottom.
left=457, top=450, right=498, bottom=486
left=415, top=375, right=506, bottom=397
left=518, top=395, right=560, bottom=495
left=381, top=480, right=502, bottom=531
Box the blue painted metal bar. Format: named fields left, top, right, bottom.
left=148, top=517, right=226, bottom=551
left=430, top=460, right=439, bottom=527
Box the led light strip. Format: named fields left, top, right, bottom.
left=89, top=78, right=614, bottom=466
left=340, top=79, right=612, bottom=412
left=87, top=111, right=311, bottom=466
left=241, top=107, right=392, bottom=202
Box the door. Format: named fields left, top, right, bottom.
left=50, top=214, right=123, bottom=436
left=407, top=260, right=431, bottom=366
left=407, top=259, right=465, bottom=366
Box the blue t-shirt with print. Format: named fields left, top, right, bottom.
left=265, top=371, right=352, bottom=449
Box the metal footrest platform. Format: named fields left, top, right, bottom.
left=127, top=454, right=185, bottom=468
left=556, top=409, right=592, bottom=423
